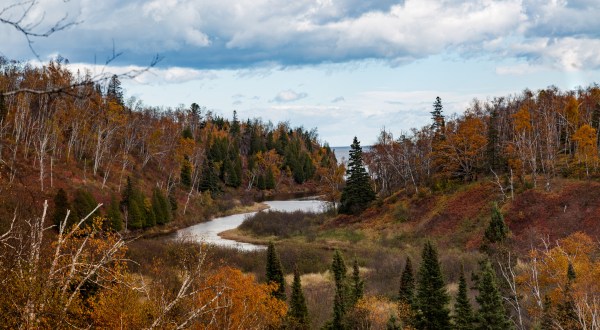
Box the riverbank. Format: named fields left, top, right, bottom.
left=218, top=228, right=272, bottom=245
left=131, top=201, right=270, bottom=239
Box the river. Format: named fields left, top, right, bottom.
left=175, top=199, right=326, bottom=251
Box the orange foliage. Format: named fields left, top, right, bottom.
left=194, top=266, right=287, bottom=329
left=517, top=232, right=600, bottom=322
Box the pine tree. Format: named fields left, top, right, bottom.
left=106, top=194, right=123, bottom=231
left=484, top=203, right=509, bottom=244
left=265, top=241, right=286, bottom=301
left=72, top=188, right=98, bottom=226
left=199, top=159, right=220, bottom=194
left=431, top=96, right=445, bottom=135
left=53, top=188, right=71, bottom=228
left=331, top=249, right=348, bottom=329
left=339, top=137, right=375, bottom=215
left=180, top=156, right=192, bottom=187
left=127, top=198, right=144, bottom=230
left=288, top=265, right=310, bottom=328
left=265, top=167, right=276, bottom=189
left=414, top=241, right=451, bottom=330
left=350, top=259, right=364, bottom=306
left=474, top=260, right=511, bottom=330
left=386, top=315, right=401, bottom=330
left=540, top=295, right=554, bottom=330
left=454, top=268, right=475, bottom=330
left=143, top=197, right=156, bottom=228
left=556, top=263, right=578, bottom=330
left=106, top=74, right=124, bottom=106
left=152, top=187, right=171, bottom=225
left=398, top=257, right=415, bottom=305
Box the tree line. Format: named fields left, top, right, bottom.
left=366, top=87, right=600, bottom=197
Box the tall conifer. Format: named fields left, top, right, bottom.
left=265, top=241, right=286, bottom=301
left=415, top=241, right=451, bottom=330
left=454, top=268, right=475, bottom=330
left=339, top=137, right=375, bottom=214
left=398, top=257, right=415, bottom=305
left=474, top=260, right=511, bottom=330
left=331, top=249, right=348, bottom=329
left=53, top=188, right=71, bottom=228
left=350, top=259, right=364, bottom=306
left=288, top=265, right=310, bottom=328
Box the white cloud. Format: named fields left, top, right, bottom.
left=272, top=90, right=308, bottom=103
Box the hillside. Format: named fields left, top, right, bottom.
left=0, top=59, right=343, bottom=234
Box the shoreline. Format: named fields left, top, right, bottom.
left=132, top=201, right=270, bottom=239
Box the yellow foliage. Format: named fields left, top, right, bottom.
left=194, top=266, right=288, bottom=329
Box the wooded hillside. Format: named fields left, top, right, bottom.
left=0, top=58, right=342, bottom=230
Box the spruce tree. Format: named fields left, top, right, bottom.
left=414, top=241, right=451, bottom=330
left=339, top=137, right=375, bottom=215
left=106, top=74, right=124, bottom=106
left=556, top=263, right=578, bottom=330
left=53, top=188, right=71, bottom=228
left=152, top=187, right=171, bottom=225
left=331, top=249, right=348, bottom=329
left=350, top=259, right=364, bottom=306
left=180, top=156, right=192, bottom=187
left=454, top=268, right=475, bottom=330
left=540, top=295, right=554, bottom=330
left=431, top=96, right=445, bottom=135
left=474, top=260, right=511, bottom=330
left=288, top=265, right=310, bottom=328
left=484, top=203, right=509, bottom=244
left=398, top=257, right=415, bottom=305
left=106, top=194, right=123, bottom=231
left=72, top=188, right=98, bottom=226
left=265, top=241, right=286, bottom=301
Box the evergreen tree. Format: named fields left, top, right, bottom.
left=265, top=167, right=276, bottom=189
left=265, top=241, right=286, bottom=301
left=431, top=96, right=445, bottom=135
left=127, top=197, right=144, bottom=230
left=199, top=159, right=220, bottom=194
left=339, top=137, right=375, bottom=215
left=52, top=188, right=72, bottom=228
left=180, top=156, right=192, bottom=187
left=386, top=315, right=401, bottom=330
left=106, top=194, right=123, bottom=231
left=540, top=295, right=554, bottom=330
left=556, top=263, right=578, bottom=330
left=142, top=197, right=156, bottom=228
left=474, top=260, right=511, bottom=330
left=288, top=265, right=310, bottom=328
left=330, top=249, right=349, bottom=329
left=152, top=187, right=171, bottom=225
left=398, top=257, right=415, bottom=305
left=122, top=177, right=145, bottom=230
left=350, top=259, right=364, bottom=306
left=257, top=174, right=266, bottom=190
left=106, top=74, right=124, bottom=106
left=484, top=203, right=509, bottom=244
left=454, top=268, right=475, bottom=330
left=72, top=188, right=98, bottom=226
left=414, top=241, right=451, bottom=330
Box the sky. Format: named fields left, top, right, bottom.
left=2, top=0, right=600, bottom=146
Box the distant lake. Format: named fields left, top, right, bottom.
left=332, top=146, right=371, bottom=164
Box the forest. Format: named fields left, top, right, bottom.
left=1, top=57, right=600, bottom=329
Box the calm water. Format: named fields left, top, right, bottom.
left=175, top=199, right=326, bottom=251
